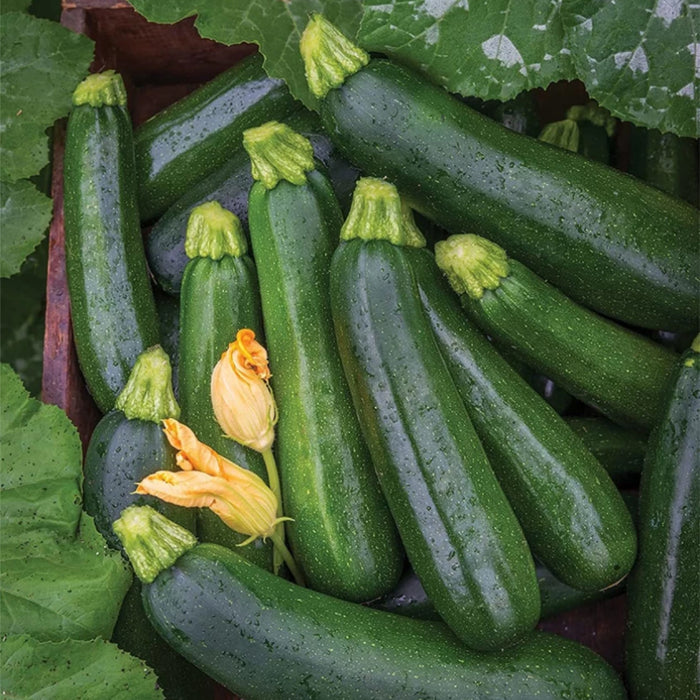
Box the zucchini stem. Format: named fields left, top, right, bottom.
left=271, top=532, right=306, bottom=587
left=73, top=70, right=127, bottom=108
left=185, top=201, right=247, bottom=261
left=263, top=448, right=286, bottom=575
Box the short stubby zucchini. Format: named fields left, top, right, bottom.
left=64, top=71, right=160, bottom=413
left=330, top=179, right=540, bottom=651
left=113, top=506, right=628, bottom=700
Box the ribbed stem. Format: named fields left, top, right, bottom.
left=539, top=119, right=580, bottom=153
left=184, top=201, right=247, bottom=260
left=242, top=121, right=315, bottom=190
left=73, top=70, right=127, bottom=107
left=340, top=178, right=426, bottom=247
left=300, top=14, right=369, bottom=99
left=263, top=448, right=286, bottom=574
left=435, top=234, right=510, bottom=300
left=271, top=532, right=306, bottom=587
left=113, top=505, right=197, bottom=584
left=115, top=345, right=180, bottom=422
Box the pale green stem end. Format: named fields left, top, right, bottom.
left=115, top=345, right=180, bottom=422
left=262, top=448, right=286, bottom=575
left=538, top=119, right=580, bottom=153
left=185, top=201, right=247, bottom=260
left=691, top=333, right=700, bottom=354
left=567, top=101, right=617, bottom=137
left=242, top=121, right=314, bottom=190
left=341, top=177, right=426, bottom=248
left=271, top=531, right=306, bottom=587
left=73, top=70, right=127, bottom=107
left=300, top=14, right=369, bottom=99
left=435, top=234, right=510, bottom=300
left=113, top=505, right=197, bottom=584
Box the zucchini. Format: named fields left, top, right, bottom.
left=134, top=53, right=300, bottom=222
left=244, top=124, right=402, bottom=600
left=330, top=179, right=539, bottom=651
left=409, top=246, right=636, bottom=591
left=178, top=202, right=272, bottom=568
left=300, top=16, right=699, bottom=332
left=83, top=346, right=210, bottom=700
left=64, top=71, right=160, bottom=413
left=435, top=234, right=677, bottom=431
left=114, top=505, right=628, bottom=700
left=153, top=289, right=179, bottom=397
left=626, top=335, right=700, bottom=699
left=145, top=110, right=359, bottom=295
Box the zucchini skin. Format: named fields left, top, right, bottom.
left=409, top=248, right=636, bottom=591
left=134, top=54, right=300, bottom=221
left=458, top=258, right=677, bottom=431
left=320, top=60, right=698, bottom=331
left=248, top=171, right=402, bottom=600
left=626, top=344, right=699, bottom=699
left=64, top=102, right=159, bottom=413
left=330, top=239, right=539, bottom=650
left=142, top=543, right=627, bottom=700
left=179, top=253, right=272, bottom=568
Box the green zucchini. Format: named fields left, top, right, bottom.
left=409, top=246, right=636, bottom=591
left=145, top=109, right=359, bottom=295
left=330, top=179, right=539, bottom=651
left=114, top=505, right=627, bottom=700
left=83, top=346, right=210, bottom=700
left=178, top=202, right=272, bottom=568
left=435, top=234, right=677, bottom=431
left=626, top=335, right=700, bottom=699
left=64, top=71, right=160, bottom=413
left=300, top=16, right=699, bottom=332
left=153, top=289, right=179, bottom=397
left=134, top=53, right=300, bottom=222
left=243, top=122, right=402, bottom=600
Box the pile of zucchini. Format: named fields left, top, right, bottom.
left=63, top=14, right=698, bottom=700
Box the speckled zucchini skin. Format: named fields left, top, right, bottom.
left=142, top=543, right=627, bottom=700
left=330, top=238, right=539, bottom=651
left=626, top=342, right=699, bottom=699
left=247, top=169, right=402, bottom=601
left=319, top=59, right=698, bottom=331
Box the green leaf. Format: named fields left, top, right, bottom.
left=127, top=0, right=363, bottom=109
left=1, top=635, right=164, bottom=699
left=562, top=0, right=698, bottom=138
left=0, top=12, right=93, bottom=182
left=359, top=0, right=576, bottom=101
left=0, top=178, right=52, bottom=279
left=0, top=0, right=31, bottom=13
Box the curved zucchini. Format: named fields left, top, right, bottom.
left=330, top=179, right=539, bottom=650
left=436, top=234, right=677, bottom=431
left=64, top=71, right=160, bottom=413
left=114, top=506, right=627, bottom=700
left=626, top=336, right=700, bottom=699
left=244, top=124, right=402, bottom=600
left=300, top=16, right=698, bottom=332
left=134, top=53, right=300, bottom=222
left=409, top=246, right=636, bottom=591
left=178, top=202, right=272, bottom=567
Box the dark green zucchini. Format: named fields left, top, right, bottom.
left=244, top=123, right=402, bottom=600
left=330, top=179, right=539, bottom=651
left=134, top=53, right=300, bottom=222
left=435, top=234, right=678, bottom=431
left=145, top=109, right=359, bottom=295
left=301, top=15, right=698, bottom=332
left=626, top=335, right=700, bottom=699
left=153, top=289, right=179, bottom=397
left=83, top=346, right=210, bottom=700
left=114, top=505, right=627, bottom=700
left=178, top=202, right=272, bottom=568
left=408, top=246, right=636, bottom=591
left=64, top=71, right=160, bottom=413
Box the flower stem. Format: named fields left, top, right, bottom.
left=263, top=448, right=286, bottom=574
left=271, top=532, right=305, bottom=587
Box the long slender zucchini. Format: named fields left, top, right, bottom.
left=409, top=246, right=636, bottom=591
left=64, top=71, right=160, bottom=413
left=300, top=15, right=699, bottom=332
left=83, top=347, right=210, bottom=700
left=178, top=202, right=272, bottom=568
left=435, top=234, right=677, bottom=431
left=114, top=506, right=627, bottom=700
left=134, top=53, right=300, bottom=222
left=330, top=179, right=539, bottom=650
left=145, top=109, right=359, bottom=295
left=626, top=335, right=699, bottom=699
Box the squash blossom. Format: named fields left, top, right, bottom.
left=211, top=329, right=277, bottom=453
left=135, top=419, right=287, bottom=546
